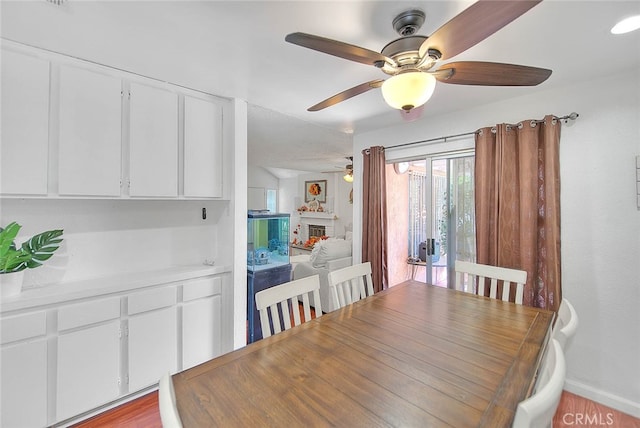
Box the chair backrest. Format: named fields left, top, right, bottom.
left=512, top=339, right=566, bottom=428
left=327, top=262, right=375, bottom=310
left=553, top=298, right=579, bottom=350
left=454, top=260, right=527, bottom=305
left=158, top=372, right=183, bottom=428
left=255, top=274, right=322, bottom=338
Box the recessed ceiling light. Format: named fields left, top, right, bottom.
left=611, top=15, right=640, bottom=34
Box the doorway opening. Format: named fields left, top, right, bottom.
left=386, top=152, right=476, bottom=288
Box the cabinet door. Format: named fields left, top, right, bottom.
left=129, top=82, right=178, bottom=197
left=128, top=306, right=178, bottom=391
left=184, top=95, right=223, bottom=198
left=58, top=65, right=122, bottom=196
left=183, top=296, right=222, bottom=369
left=1, top=311, right=48, bottom=427
left=57, top=321, right=121, bottom=421
left=182, top=277, right=223, bottom=369
left=57, top=296, right=121, bottom=423
left=1, top=49, right=50, bottom=195
left=1, top=340, right=48, bottom=427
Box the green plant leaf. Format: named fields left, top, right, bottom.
left=21, top=229, right=63, bottom=269
left=0, top=222, right=31, bottom=272
left=1, top=250, right=31, bottom=272
left=1, top=223, right=63, bottom=273
left=0, top=222, right=20, bottom=255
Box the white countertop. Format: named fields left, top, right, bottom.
left=0, top=264, right=231, bottom=314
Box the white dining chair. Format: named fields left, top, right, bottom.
left=158, top=372, right=183, bottom=428
left=454, top=260, right=527, bottom=305
left=327, top=261, right=375, bottom=310
left=553, top=298, right=579, bottom=350
left=512, top=338, right=566, bottom=428
left=255, top=274, right=322, bottom=338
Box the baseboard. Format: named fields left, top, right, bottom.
left=564, top=379, right=640, bottom=419
left=51, top=385, right=157, bottom=427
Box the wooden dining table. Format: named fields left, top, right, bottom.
left=172, top=280, right=554, bottom=427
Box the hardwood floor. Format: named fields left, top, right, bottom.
left=73, top=390, right=639, bottom=427
left=72, top=392, right=161, bottom=428
left=552, top=391, right=640, bottom=428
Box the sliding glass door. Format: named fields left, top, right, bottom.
left=406, top=152, right=476, bottom=288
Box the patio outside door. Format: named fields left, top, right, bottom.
left=408, top=153, right=476, bottom=287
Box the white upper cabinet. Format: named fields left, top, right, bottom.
left=128, top=82, right=179, bottom=197
left=1, top=42, right=229, bottom=200
left=1, top=49, right=50, bottom=195
left=184, top=95, right=223, bottom=198
left=58, top=65, right=122, bottom=196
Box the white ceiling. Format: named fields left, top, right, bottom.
left=2, top=1, right=639, bottom=175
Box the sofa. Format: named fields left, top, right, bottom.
left=292, top=238, right=353, bottom=313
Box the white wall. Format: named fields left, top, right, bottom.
left=0, top=199, right=226, bottom=287
left=247, top=166, right=279, bottom=189
left=291, top=172, right=354, bottom=238
left=231, top=99, right=248, bottom=350
left=354, top=69, right=640, bottom=416
left=247, top=166, right=279, bottom=210
left=278, top=176, right=298, bottom=216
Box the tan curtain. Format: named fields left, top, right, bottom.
left=475, top=115, right=562, bottom=311
left=362, top=146, right=388, bottom=292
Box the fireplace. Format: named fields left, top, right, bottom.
left=297, top=212, right=337, bottom=242
left=308, top=224, right=326, bottom=238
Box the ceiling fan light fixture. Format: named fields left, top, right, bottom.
left=381, top=71, right=436, bottom=111
left=343, top=163, right=354, bottom=182
left=611, top=15, right=640, bottom=34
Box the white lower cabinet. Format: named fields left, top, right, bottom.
left=127, top=287, right=178, bottom=391
left=182, top=276, right=223, bottom=369
left=0, top=272, right=231, bottom=426
left=56, top=298, right=122, bottom=422
left=0, top=311, right=48, bottom=428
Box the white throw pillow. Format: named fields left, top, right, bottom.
left=309, top=241, right=324, bottom=265
left=311, top=239, right=352, bottom=268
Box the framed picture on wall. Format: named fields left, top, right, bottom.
left=305, top=180, right=327, bottom=203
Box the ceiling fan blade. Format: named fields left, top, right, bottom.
left=286, top=32, right=392, bottom=67
left=308, top=80, right=384, bottom=111
left=434, top=61, right=552, bottom=86
left=419, top=1, right=542, bottom=60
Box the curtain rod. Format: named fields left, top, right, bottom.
left=385, top=112, right=580, bottom=151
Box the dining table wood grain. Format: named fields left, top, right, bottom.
left=172, top=280, right=554, bottom=427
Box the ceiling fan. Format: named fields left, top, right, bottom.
left=323, top=157, right=354, bottom=182
left=342, top=160, right=354, bottom=183
left=285, top=0, right=552, bottom=112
